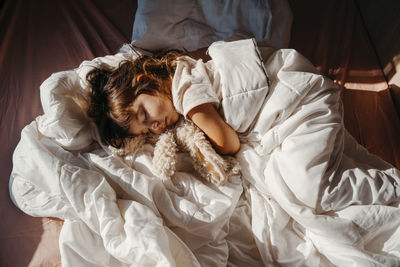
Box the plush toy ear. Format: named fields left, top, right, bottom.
left=152, top=130, right=177, bottom=180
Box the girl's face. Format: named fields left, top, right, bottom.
left=128, top=93, right=179, bottom=135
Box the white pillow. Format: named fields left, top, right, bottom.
left=131, top=0, right=293, bottom=51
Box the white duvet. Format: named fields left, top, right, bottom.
left=9, top=43, right=400, bottom=267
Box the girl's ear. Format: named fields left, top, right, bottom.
left=135, top=73, right=146, bottom=84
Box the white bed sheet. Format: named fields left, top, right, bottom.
left=9, top=43, right=400, bottom=266
left=8, top=0, right=400, bottom=265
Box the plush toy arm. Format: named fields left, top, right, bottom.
left=175, top=121, right=228, bottom=185
left=194, top=141, right=228, bottom=185
left=152, top=130, right=177, bottom=180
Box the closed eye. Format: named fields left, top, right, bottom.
left=140, top=106, right=148, bottom=122
left=141, top=107, right=153, bottom=127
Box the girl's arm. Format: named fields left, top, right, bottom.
left=187, top=103, right=240, bottom=155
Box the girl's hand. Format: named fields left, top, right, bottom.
left=188, top=103, right=240, bottom=155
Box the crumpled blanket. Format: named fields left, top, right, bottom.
left=10, top=44, right=400, bottom=266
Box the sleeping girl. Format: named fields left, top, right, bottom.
left=86, top=39, right=271, bottom=157
left=86, top=50, right=242, bottom=157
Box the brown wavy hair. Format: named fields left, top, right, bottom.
left=86, top=50, right=182, bottom=148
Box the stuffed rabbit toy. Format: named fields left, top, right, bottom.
left=110, top=117, right=240, bottom=185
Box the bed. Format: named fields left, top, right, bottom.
left=1, top=0, right=400, bottom=266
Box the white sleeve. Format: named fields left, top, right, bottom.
left=172, top=57, right=220, bottom=118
